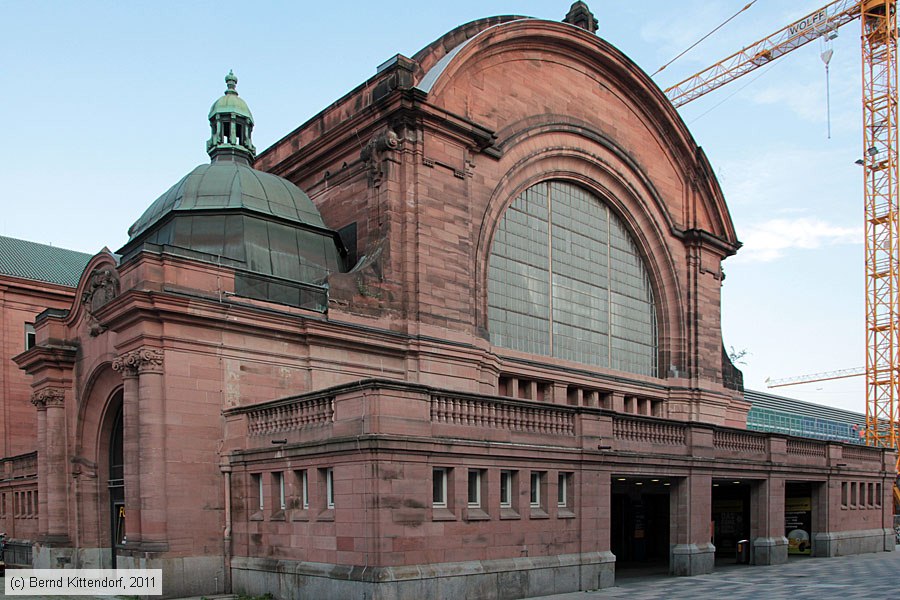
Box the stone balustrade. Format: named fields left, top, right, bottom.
left=612, top=415, right=686, bottom=446
left=246, top=396, right=334, bottom=436
left=227, top=380, right=891, bottom=472
left=430, top=394, right=575, bottom=435
left=786, top=438, right=826, bottom=457
left=713, top=429, right=767, bottom=454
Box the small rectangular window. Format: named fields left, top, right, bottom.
left=530, top=472, right=543, bottom=508
left=557, top=472, right=571, bottom=508
left=296, top=470, right=309, bottom=510
left=841, top=482, right=848, bottom=508
left=850, top=481, right=858, bottom=507
left=25, top=323, right=36, bottom=350
left=500, top=470, right=513, bottom=508
left=253, top=474, right=263, bottom=511
left=433, top=468, right=448, bottom=508
left=859, top=481, right=867, bottom=507
left=326, top=468, right=335, bottom=509
left=467, top=469, right=482, bottom=507
left=275, top=472, right=285, bottom=511
left=876, top=482, right=882, bottom=507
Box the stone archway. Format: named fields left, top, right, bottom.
left=106, top=394, right=124, bottom=567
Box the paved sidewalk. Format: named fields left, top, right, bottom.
left=532, top=548, right=900, bottom=600
left=3, top=550, right=900, bottom=599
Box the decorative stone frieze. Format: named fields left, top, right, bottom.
left=30, top=387, right=65, bottom=409
left=360, top=128, right=400, bottom=186
left=82, top=267, right=121, bottom=336
left=112, top=348, right=164, bottom=376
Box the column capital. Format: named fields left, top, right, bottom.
left=112, top=348, right=164, bottom=376
left=31, top=387, right=65, bottom=409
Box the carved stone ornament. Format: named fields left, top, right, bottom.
left=112, top=348, right=164, bottom=376
left=81, top=267, right=120, bottom=336
left=360, top=128, right=400, bottom=186
left=31, top=387, right=65, bottom=409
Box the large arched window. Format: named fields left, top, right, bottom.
left=487, top=181, right=657, bottom=376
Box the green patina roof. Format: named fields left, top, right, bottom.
left=127, top=161, right=327, bottom=241
left=0, top=235, right=93, bottom=287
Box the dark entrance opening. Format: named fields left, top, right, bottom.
left=785, top=481, right=814, bottom=557
left=611, top=476, right=671, bottom=573
left=108, top=400, right=124, bottom=568
left=711, top=479, right=751, bottom=559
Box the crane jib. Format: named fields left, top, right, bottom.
left=790, top=10, right=830, bottom=37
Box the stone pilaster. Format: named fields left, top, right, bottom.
left=670, top=473, right=715, bottom=576
left=750, top=477, right=788, bottom=565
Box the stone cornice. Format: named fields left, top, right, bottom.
left=112, top=348, right=164, bottom=376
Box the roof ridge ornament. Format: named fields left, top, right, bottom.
left=206, top=71, right=256, bottom=164
left=563, top=1, right=598, bottom=34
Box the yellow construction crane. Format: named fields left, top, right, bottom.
left=663, top=1, right=899, bottom=457
left=766, top=366, right=866, bottom=388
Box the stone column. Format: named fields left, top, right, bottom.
left=31, top=387, right=68, bottom=542
left=750, top=476, right=787, bottom=565
left=112, top=355, right=142, bottom=546
left=138, top=349, right=167, bottom=549
left=670, top=472, right=714, bottom=576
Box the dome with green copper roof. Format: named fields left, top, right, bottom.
left=120, top=73, right=345, bottom=307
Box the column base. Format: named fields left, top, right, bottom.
left=752, top=537, right=788, bottom=565
left=670, top=542, right=715, bottom=576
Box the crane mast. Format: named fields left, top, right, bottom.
left=862, top=0, right=899, bottom=451
left=663, top=1, right=899, bottom=458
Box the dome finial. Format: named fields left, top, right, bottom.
left=207, top=71, right=256, bottom=164
left=225, top=70, right=238, bottom=94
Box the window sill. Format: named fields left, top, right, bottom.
left=317, top=509, right=335, bottom=522
left=529, top=508, right=549, bottom=519
left=249, top=511, right=264, bottom=522
left=291, top=509, right=310, bottom=521
left=557, top=508, right=576, bottom=519
left=432, top=507, right=457, bottom=521
left=500, top=508, right=520, bottom=520
left=465, top=507, right=490, bottom=521
left=270, top=510, right=286, bottom=521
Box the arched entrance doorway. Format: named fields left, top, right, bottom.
left=107, top=394, right=124, bottom=567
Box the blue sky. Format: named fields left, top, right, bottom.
left=1, top=1, right=866, bottom=411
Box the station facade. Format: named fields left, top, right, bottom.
left=7, top=4, right=897, bottom=599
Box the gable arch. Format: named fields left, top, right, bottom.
left=417, top=18, right=739, bottom=246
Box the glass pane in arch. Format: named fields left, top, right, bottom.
left=487, top=181, right=657, bottom=376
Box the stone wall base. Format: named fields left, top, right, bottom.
left=32, top=546, right=224, bottom=598
left=813, top=528, right=896, bottom=557
left=752, top=536, right=788, bottom=565
left=670, top=543, right=715, bottom=576
left=116, top=554, right=225, bottom=598
left=232, top=552, right=616, bottom=600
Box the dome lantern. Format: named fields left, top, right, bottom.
left=206, top=70, right=256, bottom=163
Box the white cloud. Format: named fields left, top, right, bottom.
left=751, top=81, right=825, bottom=123
left=735, top=217, right=860, bottom=262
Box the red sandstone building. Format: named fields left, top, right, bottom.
left=6, top=4, right=896, bottom=598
